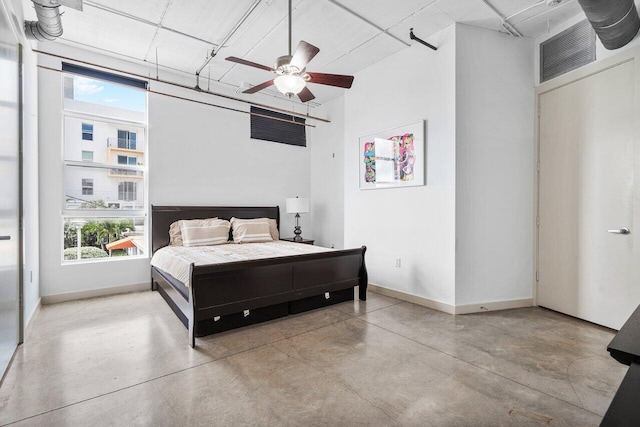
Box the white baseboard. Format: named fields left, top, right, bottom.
left=24, top=297, right=42, bottom=339
left=367, top=284, right=456, bottom=314
left=453, top=298, right=534, bottom=314
left=41, top=282, right=149, bottom=305
left=367, top=284, right=533, bottom=315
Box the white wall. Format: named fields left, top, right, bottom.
left=343, top=26, right=457, bottom=306
left=454, top=24, right=535, bottom=306
left=22, top=41, right=40, bottom=325
left=148, top=87, right=310, bottom=237
left=38, top=44, right=313, bottom=298
left=309, top=96, right=344, bottom=248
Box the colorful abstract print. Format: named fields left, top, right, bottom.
left=363, top=133, right=416, bottom=183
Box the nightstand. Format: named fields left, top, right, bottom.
left=280, top=237, right=315, bottom=245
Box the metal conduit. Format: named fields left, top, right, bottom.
left=34, top=49, right=330, bottom=124
left=195, top=0, right=263, bottom=88
left=82, top=0, right=220, bottom=49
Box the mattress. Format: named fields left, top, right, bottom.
left=150, top=240, right=334, bottom=288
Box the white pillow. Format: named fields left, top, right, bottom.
left=180, top=219, right=230, bottom=247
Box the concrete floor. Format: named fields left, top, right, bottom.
left=0, top=290, right=627, bottom=426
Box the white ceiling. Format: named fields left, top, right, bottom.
left=24, top=0, right=585, bottom=104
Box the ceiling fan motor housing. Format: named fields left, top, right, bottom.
left=275, top=55, right=302, bottom=75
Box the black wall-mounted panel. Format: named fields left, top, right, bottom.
left=62, top=62, right=148, bottom=89
left=250, top=106, right=306, bottom=147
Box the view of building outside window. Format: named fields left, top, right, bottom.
left=62, top=74, right=147, bottom=262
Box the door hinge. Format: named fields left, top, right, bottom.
left=537, top=161, right=540, bottom=172
left=536, top=216, right=540, bottom=227
left=536, top=271, right=539, bottom=282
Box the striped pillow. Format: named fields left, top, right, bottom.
left=169, top=217, right=218, bottom=246
left=230, top=217, right=274, bottom=243
left=180, top=219, right=230, bottom=247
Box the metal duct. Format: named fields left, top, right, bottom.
left=24, top=0, right=63, bottom=41
left=577, top=0, right=640, bottom=50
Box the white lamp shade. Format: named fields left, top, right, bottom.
left=274, top=75, right=306, bottom=96
left=286, top=197, right=309, bottom=214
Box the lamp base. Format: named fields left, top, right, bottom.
left=293, top=224, right=303, bottom=242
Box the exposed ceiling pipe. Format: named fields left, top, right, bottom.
left=24, top=0, right=64, bottom=41
left=479, top=0, right=523, bottom=37
left=194, top=0, right=263, bottom=89
left=82, top=0, right=220, bottom=48
left=577, top=0, right=640, bottom=50
left=326, top=0, right=410, bottom=47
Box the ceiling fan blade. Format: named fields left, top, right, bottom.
left=226, top=56, right=274, bottom=72
left=297, top=86, right=315, bottom=103
left=306, top=72, right=354, bottom=88
left=290, top=41, right=320, bottom=70
left=243, top=80, right=275, bottom=94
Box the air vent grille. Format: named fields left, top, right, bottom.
left=541, top=20, right=596, bottom=83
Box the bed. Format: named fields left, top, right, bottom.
left=150, top=205, right=368, bottom=347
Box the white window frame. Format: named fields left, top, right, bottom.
left=61, top=73, right=148, bottom=264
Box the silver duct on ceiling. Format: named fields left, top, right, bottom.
left=578, top=0, right=640, bottom=50
left=24, top=0, right=64, bottom=41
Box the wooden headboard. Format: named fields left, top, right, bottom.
left=151, top=205, right=280, bottom=254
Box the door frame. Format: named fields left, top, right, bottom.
left=534, top=45, right=640, bottom=307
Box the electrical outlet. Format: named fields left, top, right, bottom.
left=395, top=258, right=401, bottom=268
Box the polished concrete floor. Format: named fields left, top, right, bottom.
left=0, top=289, right=627, bottom=426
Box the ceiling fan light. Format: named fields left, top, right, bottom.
left=274, top=74, right=306, bottom=96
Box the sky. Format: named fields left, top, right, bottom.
left=72, top=76, right=146, bottom=112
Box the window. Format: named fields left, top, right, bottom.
left=62, top=65, right=147, bottom=262
left=117, top=130, right=136, bottom=150
left=82, top=123, right=93, bottom=141
left=118, top=181, right=136, bottom=201
left=117, top=155, right=137, bottom=165
left=81, top=179, right=93, bottom=195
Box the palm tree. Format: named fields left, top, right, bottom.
left=79, top=219, right=135, bottom=250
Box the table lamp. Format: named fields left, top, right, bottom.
left=285, top=197, right=309, bottom=242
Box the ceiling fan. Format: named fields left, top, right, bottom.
left=225, top=0, right=354, bottom=103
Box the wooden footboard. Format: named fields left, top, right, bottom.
left=187, top=247, right=367, bottom=347
left=151, top=246, right=367, bottom=348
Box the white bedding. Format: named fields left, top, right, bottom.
left=150, top=240, right=334, bottom=288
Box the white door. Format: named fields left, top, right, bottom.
left=0, top=6, right=20, bottom=378
left=538, top=59, right=638, bottom=330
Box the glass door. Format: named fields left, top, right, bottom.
left=0, top=5, right=20, bottom=380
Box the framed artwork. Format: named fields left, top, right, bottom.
left=359, top=120, right=425, bottom=190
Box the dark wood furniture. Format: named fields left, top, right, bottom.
left=607, top=305, right=640, bottom=366
left=601, top=305, right=640, bottom=426
left=150, top=205, right=367, bottom=348
left=280, top=237, right=315, bottom=245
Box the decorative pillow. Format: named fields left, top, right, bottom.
left=230, top=217, right=274, bottom=243
left=169, top=217, right=217, bottom=246
left=180, top=219, right=230, bottom=247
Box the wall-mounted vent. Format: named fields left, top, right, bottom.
left=541, top=20, right=596, bottom=83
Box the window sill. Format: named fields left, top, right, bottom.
left=61, top=254, right=149, bottom=266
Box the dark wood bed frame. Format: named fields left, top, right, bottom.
left=150, top=205, right=367, bottom=347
